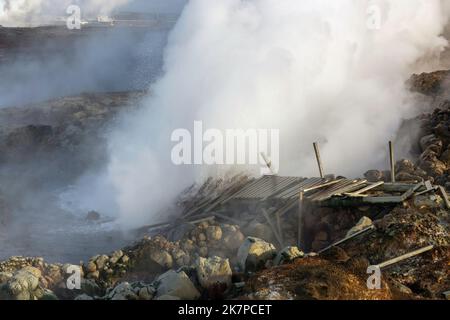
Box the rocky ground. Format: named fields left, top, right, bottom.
left=0, top=70, right=449, bottom=300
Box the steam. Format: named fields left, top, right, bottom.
left=77, top=0, right=450, bottom=228
left=0, top=0, right=130, bottom=26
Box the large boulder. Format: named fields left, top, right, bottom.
left=195, top=256, right=232, bottom=294
left=154, top=270, right=200, bottom=300
left=129, top=238, right=174, bottom=274
left=237, top=237, right=277, bottom=272
left=0, top=266, right=54, bottom=300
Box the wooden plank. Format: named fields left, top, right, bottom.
left=298, top=191, right=304, bottom=248
left=189, top=216, right=215, bottom=225
left=260, top=152, right=276, bottom=175
left=275, top=211, right=283, bottom=246
left=302, top=179, right=343, bottom=193
left=438, top=186, right=450, bottom=209
left=376, top=183, right=426, bottom=193
left=414, top=181, right=436, bottom=196
left=400, top=182, right=424, bottom=201
left=262, top=209, right=284, bottom=248
left=362, top=196, right=404, bottom=204
left=313, top=142, right=325, bottom=179
left=308, top=179, right=356, bottom=201
left=333, top=180, right=368, bottom=196
left=377, top=245, right=434, bottom=269
left=345, top=181, right=384, bottom=197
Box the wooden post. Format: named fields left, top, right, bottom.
left=389, top=141, right=395, bottom=183
left=260, top=152, right=275, bottom=175
left=313, top=142, right=324, bottom=179
left=298, top=191, right=304, bottom=247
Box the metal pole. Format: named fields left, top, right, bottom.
left=377, top=245, right=434, bottom=269
left=389, top=141, right=395, bottom=183
left=313, top=142, right=324, bottom=179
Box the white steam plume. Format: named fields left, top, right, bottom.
left=79, top=0, right=450, bottom=228
left=0, top=0, right=130, bottom=26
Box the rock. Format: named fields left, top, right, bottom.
left=104, top=282, right=154, bottom=300
left=198, top=247, right=208, bottom=257
left=120, top=255, right=130, bottom=264
left=390, top=280, right=413, bottom=297
left=75, top=294, right=94, bottom=300
left=413, top=195, right=443, bottom=209
left=222, top=225, right=245, bottom=252
left=364, top=170, right=384, bottom=182
left=167, top=223, right=195, bottom=242
left=109, top=250, right=124, bottom=264
left=420, top=158, right=446, bottom=176
left=155, top=270, right=200, bottom=300
left=274, top=246, right=304, bottom=265
left=80, top=279, right=102, bottom=297
left=443, top=290, right=450, bottom=300
left=182, top=239, right=196, bottom=253
left=86, top=211, right=100, bottom=221
left=138, top=286, right=155, bottom=300
left=345, top=216, right=373, bottom=238
left=420, top=134, right=438, bottom=152
left=86, top=261, right=97, bottom=273
left=395, top=171, right=422, bottom=182
left=195, top=256, right=232, bottom=292
left=395, top=159, right=415, bottom=173
left=440, top=149, right=450, bottom=166
left=40, top=289, right=58, bottom=300
left=206, top=226, right=223, bottom=241
left=198, top=233, right=207, bottom=242
left=155, top=294, right=181, bottom=300
left=0, top=272, right=13, bottom=284
left=0, top=266, right=43, bottom=300
left=131, top=244, right=173, bottom=273
left=237, top=237, right=277, bottom=272
left=95, top=255, right=109, bottom=270
left=87, top=271, right=100, bottom=279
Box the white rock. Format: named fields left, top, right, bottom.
left=196, top=256, right=232, bottom=291
left=155, top=270, right=200, bottom=300
left=237, top=237, right=277, bottom=272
